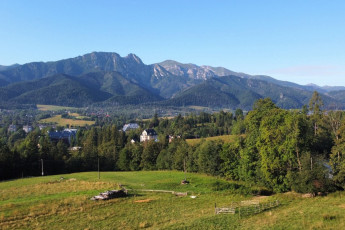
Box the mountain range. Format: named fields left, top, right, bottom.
left=0, top=52, right=344, bottom=110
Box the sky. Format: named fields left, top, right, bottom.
left=0, top=0, right=345, bottom=86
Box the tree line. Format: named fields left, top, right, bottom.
left=0, top=109, right=243, bottom=179
left=1, top=92, right=345, bottom=194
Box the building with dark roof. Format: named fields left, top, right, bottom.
left=140, top=129, right=158, bottom=142
left=48, top=129, right=77, bottom=144
left=8, top=124, right=17, bottom=133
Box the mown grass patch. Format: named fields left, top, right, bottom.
left=68, top=112, right=80, bottom=117
left=188, top=106, right=210, bottom=110
left=39, top=115, right=95, bottom=127
left=37, top=104, right=78, bottom=111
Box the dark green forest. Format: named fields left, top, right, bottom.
left=1, top=92, right=345, bottom=194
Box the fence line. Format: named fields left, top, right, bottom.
left=215, top=200, right=279, bottom=216
left=127, top=189, right=188, bottom=196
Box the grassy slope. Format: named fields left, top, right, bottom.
left=0, top=171, right=344, bottom=229
left=37, top=104, right=78, bottom=111
left=39, top=114, right=95, bottom=127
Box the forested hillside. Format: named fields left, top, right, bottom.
left=0, top=72, right=162, bottom=107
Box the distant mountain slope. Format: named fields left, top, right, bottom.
left=1, top=51, right=343, bottom=95
left=0, top=74, right=112, bottom=107
left=162, top=75, right=340, bottom=110
left=0, top=65, right=6, bottom=71
left=79, top=71, right=163, bottom=105
left=161, top=82, right=242, bottom=107
left=0, top=53, right=199, bottom=98
left=0, top=72, right=162, bottom=107
left=1, top=51, right=343, bottom=96
left=158, top=60, right=220, bottom=80
left=327, top=90, right=345, bottom=104
left=0, top=51, right=344, bottom=109
left=0, top=52, right=152, bottom=86
left=305, top=84, right=345, bottom=93
left=157, top=60, right=345, bottom=94
left=322, top=86, right=345, bottom=92
left=0, top=64, right=20, bottom=71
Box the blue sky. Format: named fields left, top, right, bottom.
left=1, top=0, right=344, bottom=86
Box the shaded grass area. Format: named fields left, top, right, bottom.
left=1, top=171, right=345, bottom=229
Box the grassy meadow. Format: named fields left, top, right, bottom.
left=39, top=114, right=95, bottom=127
left=0, top=171, right=344, bottom=229
left=37, top=104, right=78, bottom=111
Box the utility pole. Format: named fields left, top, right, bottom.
left=184, top=158, right=186, bottom=181
left=98, top=157, right=100, bottom=179
left=41, top=159, right=44, bottom=176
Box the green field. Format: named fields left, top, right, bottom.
left=1, top=171, right=344, bottom=229
left=37, top=104, right=78, bottom=111
left=187, top=106, right=232, bottom=113
left=186, top=135, right=244, bottom=146
left=39, top=114, right=95, bottom=127
left=188, top=106, right=210, bottom=110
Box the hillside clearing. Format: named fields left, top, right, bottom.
left=39, top=115, right=95, bottom=127
left=37, top=104, right=78, bottom=111
left=1, top=171, right=344, bottom=229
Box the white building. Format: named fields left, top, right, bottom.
left=122, top=123, right=139, bottom=132
left=23, top=125, right=33, bottom=133
left=140, top=129, right=158, bottom=142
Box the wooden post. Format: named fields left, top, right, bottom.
left=184, top=158, right=187, bottom=181
left=41, top=159, right=44, bottom=176
left=98, top=157, right=100, bottom=179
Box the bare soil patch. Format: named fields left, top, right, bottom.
left=134, top=199, right=153, bottom=203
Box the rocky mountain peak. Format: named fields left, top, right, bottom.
left=125, top=53, right=143, bottom=65
left=152, top=64, right=170, bottom=78
left=158, top=60, right=218, bottom=80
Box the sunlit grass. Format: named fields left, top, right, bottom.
left=37, top=104, right=78, bottom=111
left=1, top=171, right=344, bottom=229
left=188, top=106, right=210, bottom=110
left=68, top=112, right=80, bottom=117
left=39, top=115, right=95, bottom=127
